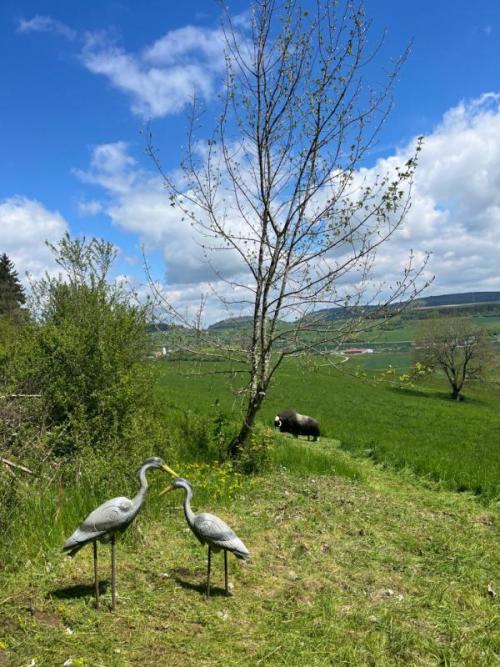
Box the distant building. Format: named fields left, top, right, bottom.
left=342, top=347, right=374, bottom=355
left=153, top=347, right=169, bottom=359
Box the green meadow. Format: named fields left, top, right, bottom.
left=1, top=336, right=499, bottom=666
left=155, top=356, right=500, bottom=501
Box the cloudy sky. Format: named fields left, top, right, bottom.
left=1, top=0, right=500, bottom=323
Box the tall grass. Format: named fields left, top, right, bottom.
left=0, top=450, right=158, bottom=569
left=155, top=357, right=500, bottom=501
left=0, top=409, right=252, bottom=570
left=270, top=436, right=363, bottom=480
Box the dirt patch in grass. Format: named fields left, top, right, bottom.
left=0, top=651, right=14, bottom=667
left=30, top=607, right=64, bottom=628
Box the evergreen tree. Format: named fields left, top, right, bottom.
left=0, top=253, right=26, bottom=316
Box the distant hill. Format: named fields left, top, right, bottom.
left=415, top=292, right=500, bottom=308
left=207, top=292, right=500, bottom=329
left=302, top=291, right=500, bottom=323
left=208, top=316, right=255, bottom=331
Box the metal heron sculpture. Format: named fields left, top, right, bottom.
left=160, top=477, right=250, bottom=597
left=63, top=457, right=178, bottom=609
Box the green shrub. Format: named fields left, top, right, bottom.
left=5, top=235, right=167, bottom=457
left=237, top=425, right=274, bottom=474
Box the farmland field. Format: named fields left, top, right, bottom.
left=358, top=314, right=500, bottom=342
left=155, top=357, right=500, bottom=501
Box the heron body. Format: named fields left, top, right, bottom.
left=162, top=478, right=249, bottom=596
left=63, top=496, right=137, bottom=557
left=189, top=512, right=250, bottom=559
left=63, top=457, right=178, bottom=609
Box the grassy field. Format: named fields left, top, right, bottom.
left=155, top=357, right=500, bottom=501
left=1, top=344, right=499, bottom=665
left=1, top=440, right=498, bottom=666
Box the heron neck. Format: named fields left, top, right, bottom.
left=133, top=464, right=151, bottom=506
left=182, top=485, right=195, bottom=527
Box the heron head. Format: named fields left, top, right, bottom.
left=159, top=477, right=192, bottom=496
left=141, top=458, right=179, bottom=476
left=142, top=456, right=164, bottom=468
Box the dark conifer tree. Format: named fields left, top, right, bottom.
left=0, top=253, right=26, bottom=316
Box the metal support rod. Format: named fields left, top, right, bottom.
left=224, top=550, right=228, bottom=595
left=93, top=541, right=99, bottom=609
left=206, top=546, right=211, bottom=598
left=111, top=535, right=116, bottom=611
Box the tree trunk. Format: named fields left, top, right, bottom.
left=451, top=385, right=462, bottom=401
left=228, top=389, right=266, bottom=458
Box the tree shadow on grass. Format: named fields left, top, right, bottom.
left=49, top=581, right=108, bottom=600
left=172, top=574, right=229, bottom=598
left=387, top=385, right=488, bottom=405
left=387, top=386, right=432, bottom=400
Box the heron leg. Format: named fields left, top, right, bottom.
left=111, top=534, right=116, bottom=611
left=206, top=546, right=211, bottom=598
left=224, top=550, right=229, bottom=595
left=93, top=541, right=99, bottom=609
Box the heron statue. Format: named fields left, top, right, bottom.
left=63, top=457, right=179, bottom=609
left=160, top=477, right=250, bottom=597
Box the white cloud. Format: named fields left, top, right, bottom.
left=74, top=141, right=138, bottom=194
left=17, top=16, right=76, bottom=40
left=362, top=92, right=500, bottom=295
left=143, top=25, right=227, bottom=67
left=74, top=141, right=247, bottom=288
left=18, top=15, right=249, bottom=120
left=73, top=93, right=500, bottom=323
left=0, top=196, right=69, bottom=280
left=80, top=25, right=229, bottom=118
left=78, top=199, right=103, bottom=216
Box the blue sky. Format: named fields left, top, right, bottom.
left=1, top=1, right=500, bottom=322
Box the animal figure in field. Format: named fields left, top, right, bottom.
left=274, top=409, right=320, bottom=441
left=160, top=477, right=250, bottom=597
left=63, top=458, right=178, bottom=610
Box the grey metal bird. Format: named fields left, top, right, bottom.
left=63, top=457, right=178, bottom=609
left=160, top=477, right=250, bottom=597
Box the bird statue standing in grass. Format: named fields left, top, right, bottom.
left=63, top=458, right=179, bottom=609
left=160, top=477, right=250, bottom=597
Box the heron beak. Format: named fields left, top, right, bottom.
left=161, top=464, right=180, bottom=477
left=159, top=484, right=176, bottom=497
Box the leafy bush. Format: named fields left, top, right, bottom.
left=237, top=425, right=274, bottom=474
left=5, top=235, right=167, bottom=457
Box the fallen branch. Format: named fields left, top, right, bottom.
left=0, top=394, right=42, bottom=400
left=0, top=457, right=35, bottom=475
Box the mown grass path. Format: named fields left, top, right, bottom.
left=1, top=441, right=498, bottom=666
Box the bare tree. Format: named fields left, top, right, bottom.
left=415, top=317, right=492, bottom=401
left=147, top=0, right=430, bottom=456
